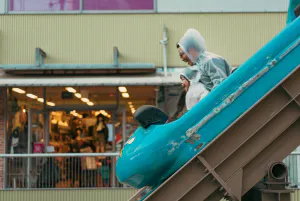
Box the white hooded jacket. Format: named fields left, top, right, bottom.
left=180, top=67, right=209, bottom=110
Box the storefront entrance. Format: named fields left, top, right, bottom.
left=4, top=85, right=182, bottom=188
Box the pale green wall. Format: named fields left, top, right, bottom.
left=0, top=13, right=286, bottom=67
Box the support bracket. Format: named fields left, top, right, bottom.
left=113, top=46, right=119, bottom=67
left=35, top=47, right=47, bottom=67
left=197, top=156, right=239, bottom=201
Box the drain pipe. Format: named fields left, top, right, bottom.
left=160, top=24, right=168, bottom=77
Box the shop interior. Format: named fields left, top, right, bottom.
left=6, top=86, right=158, bottom=154
left=5, top=85, right=162, bottom=188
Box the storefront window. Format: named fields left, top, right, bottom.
left=6, top=87, right=44, bottom=154
left=9, top=0, right=154, bottom=12
left=5, top=85, right=156, bottom=188
left=83, top=0, right=154, bottom=11
left=9, top=0, right=80, bottom=11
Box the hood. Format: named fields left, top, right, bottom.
left=178, top=29, right=207, bottom=63
left=180, top=67, right=197, bottom=81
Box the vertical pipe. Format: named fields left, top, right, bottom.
left=43, top=87, right=49, bottom=147
left=112, top=86, right=120, bottom=187
left=160, top=24, right=168, bottom=77
left=27, top=108, right=32, bottom=188
left=122, top=108, right=126, bottom=145
left=116, top=87, right=120, bottom=111
left=3, top=87, right=7, bottom=188
left=111, top=113, right=116, bottom=187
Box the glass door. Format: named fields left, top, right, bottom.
left=27, top=108, right=45, bottom=188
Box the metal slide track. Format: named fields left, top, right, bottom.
left=129, top=65, right=300, bottom=201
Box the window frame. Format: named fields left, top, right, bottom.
left=6, top=0, right=157, bottom=14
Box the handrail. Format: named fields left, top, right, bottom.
left=0, top=152, right=120, bottom=158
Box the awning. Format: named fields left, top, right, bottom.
left=0, top=72, right=181, bottom=87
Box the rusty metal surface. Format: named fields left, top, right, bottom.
left=140, top=66, right=300, bottom=201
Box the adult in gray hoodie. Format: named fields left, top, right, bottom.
left=177, top=28, right=232, bottom=91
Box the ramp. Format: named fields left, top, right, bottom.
left=129, top=65, right=300, bottom=201
left=120, top=3, right=300, bottom=201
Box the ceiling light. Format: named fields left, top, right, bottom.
left=47, top=102, right=55, bottom=106
left=129, top=105, right=133, bottom=108
left=118, top=86, right=127, bottom=93
left=12, top=88, right=26, bottom=94
left=122, top=93, right=129, bottom=98
left=128, top=102, right=132, bottom=105
left=26, top=93, right=37, bottom=99
left=87, top=102, right=94, bottom=106
left=100, top=110, right=108, bottom=116
left=75, top=93, right=82, bottom=98
left=37, top=98, right=44, bottom=103
left=65, top=87, right=76, bottom=93
left=22, top=109, right=26, bottom=113
left=81, top=98, right=89, bottom=102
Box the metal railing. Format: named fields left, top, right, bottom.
left=1, top=152, right=300, bottom=190
left=0, top=153, right=125, bottom=189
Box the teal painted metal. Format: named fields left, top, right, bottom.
left=116, top=5, right=300, bottom=201
left=0, top=47, right=155, bottom=70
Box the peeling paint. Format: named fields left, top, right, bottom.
left=167, top=141, right=180, bottom=155
left=186, top=36, right=300, bottom=137
left=126, top=137, right=135, bottom=145
left=194, top=143, right=204, bottom=151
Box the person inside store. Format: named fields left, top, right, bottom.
left=94, top=114, right=108, bottom=153
left=94, top=113, right=109, bottom=187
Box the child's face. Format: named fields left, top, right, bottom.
left=180, top=76, right=190, bottom=92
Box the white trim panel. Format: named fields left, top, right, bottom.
left=157, top=0, right=289, bottom=13
left=0, top=0, right=6, bottom=14
left=0, top=73, right=181, bottom=86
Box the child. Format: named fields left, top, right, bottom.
left=180, top=67, right=209, bottom=111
